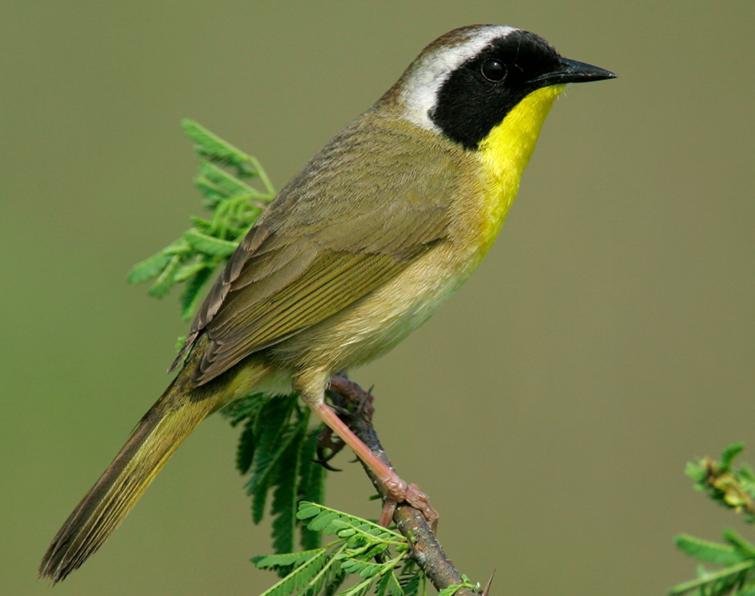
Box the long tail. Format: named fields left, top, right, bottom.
left=39, top=379, right=227, bottom=583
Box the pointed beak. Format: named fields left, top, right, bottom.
left=530, top=58, right=617, bottom=87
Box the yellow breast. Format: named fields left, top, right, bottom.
left=475, top=85, right=565, bottom=254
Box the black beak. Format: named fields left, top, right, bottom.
left=530, top=57, right=616, bottom=87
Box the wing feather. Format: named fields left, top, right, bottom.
left=177, top=115, right=460, bottom=385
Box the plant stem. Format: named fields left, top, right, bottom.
left=669, top=559, right=754, bottom=594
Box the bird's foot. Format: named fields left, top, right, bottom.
left=379, top=475, right=439, bottom=532
left=328, top=374, right=375, bottom=421
left=310, top=397, right=438, bottom=531
left=315, top=425, right=345, bottom=471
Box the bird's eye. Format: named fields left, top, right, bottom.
left=481, top=59, right=507, bottom=82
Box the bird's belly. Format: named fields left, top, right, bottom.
left=271, top=243, right=477, bottom=372
left=345, top=265, right=465, bottom=364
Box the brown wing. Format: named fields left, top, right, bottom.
left=177, top=116, right=457, bottom=385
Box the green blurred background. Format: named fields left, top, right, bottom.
left=2, top=1, right=753, bottom=594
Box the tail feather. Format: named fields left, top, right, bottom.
left=39, top=386, right=223, bottom=583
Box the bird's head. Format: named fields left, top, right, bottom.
left=384, top=25, right=615, bottom=150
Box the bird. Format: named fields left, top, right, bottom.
left=40, top=24, right=615, bottom=582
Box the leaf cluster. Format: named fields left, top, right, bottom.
left=222, top=395, right=327, bottom=556
left=685, top=444, right=755, bottom=521
left=253, top=502, right=432, bottom=596
left=126, top=119, right=275, bottom=320
left=672, top=444, right=755, bottom=595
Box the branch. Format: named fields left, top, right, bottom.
left=327, top=376, right=481, bottom=595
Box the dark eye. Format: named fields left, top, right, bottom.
left=481, top=59, right=507, bottom=82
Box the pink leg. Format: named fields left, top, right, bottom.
left=311, top=400, right=438, bottom=529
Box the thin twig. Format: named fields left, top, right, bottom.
left=327, top=375, right=479, bottom=595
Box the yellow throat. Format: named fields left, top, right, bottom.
left=476, top=84, right=565, bottom=252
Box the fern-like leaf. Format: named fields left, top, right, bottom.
left=724, top=530, right=755, bottom=560
left=127, top=252, right=172, bottom=284
left=179, top=263, right=213, bottom=320
left=302, top=545, right=346, bottom=596
left=195, top=160, right=256, bottom=201
left=297, top=502, right=406, bottom=546
left=148, top=254, right=181, bottom=297
left=376, top=570, right=406, bottom=596
left=340, top=575, right=378, bottom=596
left=674, top=534, right=742, bottom=566
left=182, top=229, right=237, bottom=257
left=271, top=422, right=307, bottom=554
left=248, top=398, right=297, bottom=523
left=670, top=561, right=755, bottom=595
left=253, top=548, right=328, bottom=570
left=257, top=548, right=333, bottom=596
left=181, top=118, right=258, bottom=177
left=235, top=424, right=256, bottom=475
left=398, top=568, right=423, bottom=596
left=298, top=429, right=326, bottom=550
left=339, top=557, right=389, bottom=579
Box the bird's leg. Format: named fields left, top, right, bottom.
left=310, top=398, right=439, bottom=530
left=314, top=375, right=363, bottom=469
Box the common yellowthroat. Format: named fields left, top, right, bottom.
left=40, top=24, right=614, bottom=582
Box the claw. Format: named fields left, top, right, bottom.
left=379, top=500, right=397, bottom=527
left=378, top=477, right=439, bottom=531
left=328, top=376, right=375, bottom=421
left=316, top=425, right=346, bottom=468
left=313, top=456, right=342, bottom=472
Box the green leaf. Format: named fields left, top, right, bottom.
left=723, top=529, right=755, bottom=559
left=439, top=576, right=478, bottom=596
left=674, top=534, right=742, bottom=566
left=320, top=569, right=345, bottom=596
left=147, top=254, right=181, bottom=297
left=248, top=397, right=297, bottom=523
left=258, top=548, right=333, bottom=596
left=181, top=118, right=257, bottom=177
left=271, top=422, right=307, bottom=554
left=302, top=545, right=346, bottom=596
left=298, top=429, right=327, bottom=550
left=221, top=392, right=270, bottom=426
left=669, top=560, right=755, bottom=595
left=253, top=548, right=327, bottom=570
left=163, top=238, right=191, bottom=256
left=173, top=259, right=207, bottom=282
left=131, top=120, right=275, bottom=324
left=340, top=575, right=377, bottom=596
left=236, top=423, right=255, bottom=474
left=296, top=501, right=405, bottom=545
left=376, top=571, right=406, bottom=596
left=399, top=567, right=423, bottom=596
left=722, top=443, right=745, bottom=472
left=189, top=215, right=213, bottom=232
left=195, top=160, right=255, bottom=200
left=685, top=460, right=708, bottom=484
left=339, top=557, right=387, bottom=579
left=127, top=251, right=171, bottom=284
left=183, top=229, right=237, bottom=257
left=179, top=264, right=214, bottom=320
